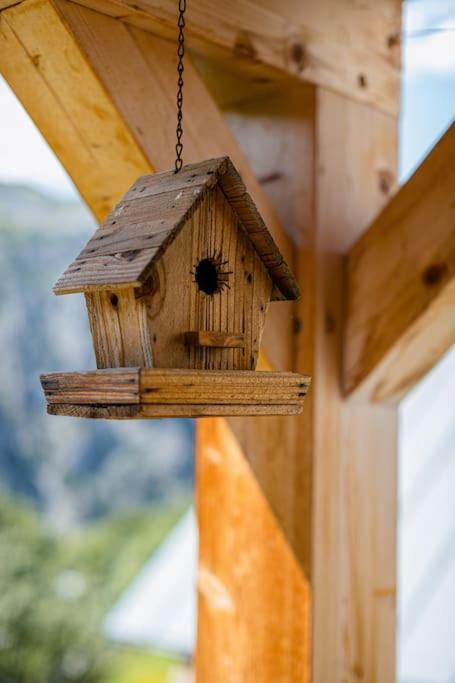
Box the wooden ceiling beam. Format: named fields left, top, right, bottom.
left=1, top=0, right=401, bottom=115
left=344, top=123, right=455, bottom=402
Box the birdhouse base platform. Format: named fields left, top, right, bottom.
left=41, top=368, right=310, bottom=419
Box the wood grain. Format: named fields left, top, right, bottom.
left=197, top=82, right=399, bottom=682
left=41, top=368, right=310, bottom=417
left=309, top=90, right=398, bottom=683
left=85, top=288, right=153, bottom=368
left=41, top=367, right=140, bottom=403
left=144, top=188, right=273, bottom=371
left=58, top=0, right=400, bottom=115
left=344, top=123, right=455, bottom=401
left=196, top=418, right=311, bottom=682
left=48, top=403, right=304, bottom=418
left=184, top=331, right=245, bottom=349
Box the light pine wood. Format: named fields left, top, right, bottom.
left=344, top=123, right=455, bottom=401
left=310, top=90, right=398, bottom=683
left=184, top=331, right=245, bottom=349
left=196, top=418, right=311, bottom=682
left=54, top=0, right=400, bottom=115
left=0, top=0, right=150, bottom=219
left=41, top=368, right=310, bottom=417
left=196, top=82, right=399, bottom=682
left=0, top=0, right=293, bottom=372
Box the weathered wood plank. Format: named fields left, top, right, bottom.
left=344, top=123, right=455, bottom=401
left=48, top=402, right=304, bottom=418
left=41, top=368, right=140, bottom=403
left=41, top=368, right=310, bottom=415
left=60, top=0, right=401, bottom=115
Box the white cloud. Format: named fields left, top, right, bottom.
left=404, top=21, right=455, bottom=75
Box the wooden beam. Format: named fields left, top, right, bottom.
left=344, top=123, right=455, bottom=402
left=197, top=82, right=399, bottom=681
left=0, top=0, right=293, bottom=371
left=1, top=0, right=401, bottom=115
left=196, top=418, right=311, bottom=682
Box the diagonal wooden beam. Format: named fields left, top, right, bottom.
left=344, top=123, right=455, bottom=402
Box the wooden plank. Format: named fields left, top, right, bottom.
left=53, top=248, right=158, bottom=293
left=0, top=0, right=293, bottom=371
left=344, top=123, right=455, bottom=401
left=59, top=0, right=401, bottom=115
left=196, top=418, right=311, bottom=681
left=48, top=402, right=304, bottom=418
left=41, top=368, right=310, bottom=415
left=310, top=90, right=398, bottom=683
left=41, top=367, right=140, bottom=403
left=140, top=369, right=309, bottom=404
left=184, top=331, right=245, bottom=349
left=85, top=288, right=153, bottom=368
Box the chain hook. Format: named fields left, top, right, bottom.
left=174, top=0, right=186, bottom=173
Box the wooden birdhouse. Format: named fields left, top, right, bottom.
left=42, top=157, right=310, bottom=418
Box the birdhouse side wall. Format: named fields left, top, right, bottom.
left=145, top=187, right=272, bottom=370
left=85, top=289, right=153, bottom=368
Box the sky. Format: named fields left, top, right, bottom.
left=0, top=0, right=454, bottom=196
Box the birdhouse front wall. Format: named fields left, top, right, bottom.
left=144, top=186, right=273, bottom=371
left=85, top=186, right=273, bottom=371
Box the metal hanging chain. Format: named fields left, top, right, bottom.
left=174, top=0, right=186, bottom=173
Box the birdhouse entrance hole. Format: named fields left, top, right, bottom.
left=195, top=257, right=222, bottom=295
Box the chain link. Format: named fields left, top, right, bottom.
left=174, top=0, right=186, bottom=173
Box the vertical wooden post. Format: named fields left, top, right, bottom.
left=196, top=83, right=399, bottom=681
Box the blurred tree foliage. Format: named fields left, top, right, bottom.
left=0, top=494, right=106, bottom=682
left=0, top=494, right=187, bottom=683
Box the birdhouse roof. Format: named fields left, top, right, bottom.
left=53, top=157, right=300, bottom=301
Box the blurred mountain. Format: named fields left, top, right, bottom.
left=0, top=184, right=194, bottom=531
